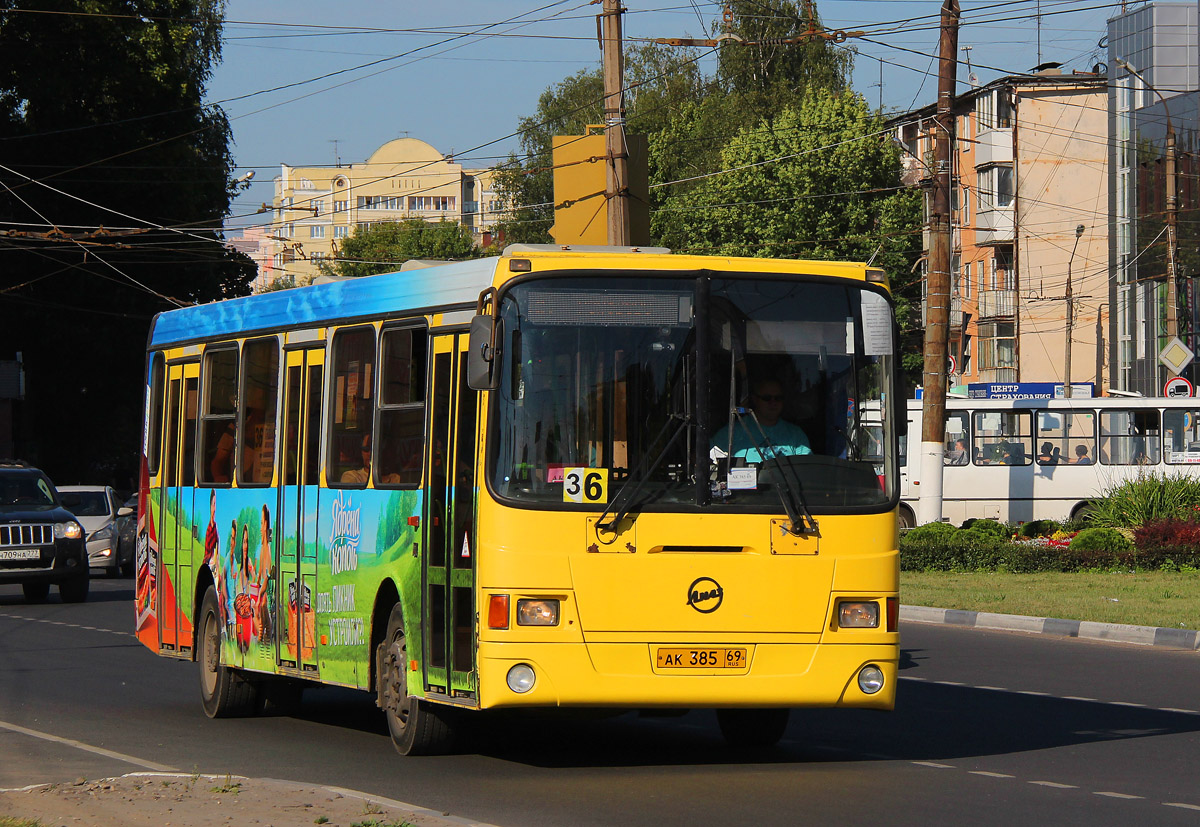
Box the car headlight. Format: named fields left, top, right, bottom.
left=91, top=524, right=115, bottom=542
left=55, top=521, right=83, bottom=540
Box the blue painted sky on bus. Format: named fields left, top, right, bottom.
left=150, top=258, right=495, bottom=346
left=210, top=1, right=1118, bottom=231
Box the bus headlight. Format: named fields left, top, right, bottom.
left=838, top=601, right=879, bottom=628
left=858, top=665, right=885, bottom=694
left=516, top=599, right=559, bottom=626
left=506, top=664, right=536, bottom=693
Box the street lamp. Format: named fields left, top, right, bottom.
left=1064, top=224, right=1085, bottom=399
left=1115, top=58, right=1180, bottom=370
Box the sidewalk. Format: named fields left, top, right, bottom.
left=902, top=604, right=1200, bottom=650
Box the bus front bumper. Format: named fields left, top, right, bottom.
left=476, top=640, right=898, bottom=711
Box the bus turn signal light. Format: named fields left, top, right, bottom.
left=838, top=601, right=880, bottom=628
left=886, top=597, right=898, bottom=632
left=488, top=594, right=510, bottom=629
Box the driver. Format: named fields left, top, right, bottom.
left=712, top=378, right=812, bottom=463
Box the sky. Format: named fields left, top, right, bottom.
left=208, top=0, right=1124, bottom=232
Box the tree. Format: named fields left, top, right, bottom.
left=319, top=220, right=481, bottom=279
left=0, top=1, right=251, bottom=483
left=654, top=88, right=924, bottom=378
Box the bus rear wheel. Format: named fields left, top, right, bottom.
left=379, top=605, right=456, bottom=756
left=199, top=586, right=258, bottom=718
left=898, top=505, right=916, bottom=530
left=716, top=708, right=789, bottom=749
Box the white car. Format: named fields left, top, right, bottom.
left=57, top=485, right=131, bottom=577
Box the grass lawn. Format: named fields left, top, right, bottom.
left=901, top=570, right=1200, bottom=631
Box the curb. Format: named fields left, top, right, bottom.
left=901, top=605, right=1200, bottom=650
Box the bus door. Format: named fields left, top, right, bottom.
left=423, top=333, right=478, bottom=700
left=277, top=346, right=324, bottom=674
left=158, top=360, right=198, bottom=657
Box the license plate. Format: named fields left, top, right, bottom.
left=656, top=647, right=746, bottom=669
left=0, top=548, right=40, bottom=561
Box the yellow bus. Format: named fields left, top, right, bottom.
left=134, top=245, right=902, bottom=754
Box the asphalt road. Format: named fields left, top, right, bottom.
left=2, top=577, right=1200, bottom=826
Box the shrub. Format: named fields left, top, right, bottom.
left=1086, top=471, right=1200, bottom=528
left=1017, top=519, right=1057, bottom=538
left=1069, top=527, right=1133, bottom=554
left=1134, top=517, right=1200, bottom=550
left=904, top=521, right=958, bottom=543
left=961, top=518, right=1010, bottom=541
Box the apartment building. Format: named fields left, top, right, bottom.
left=257, top=138, right=497, bottom=287
left=891, top=70, right=1110, bottom=391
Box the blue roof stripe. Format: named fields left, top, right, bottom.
left=150, top=257, right=498, bottom=347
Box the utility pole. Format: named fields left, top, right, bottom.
left=918, top=0, right=959, bottom=526
left=600, top=0, right=630, bottom=246
left=1063, top=225, right=1084, bottom=398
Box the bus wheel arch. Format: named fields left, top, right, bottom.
left=198, top=585, right=259, bottom=718
left=377, top=603, right=457, bottom=756
left=369, top=580, right=401, bottom=699
left=1070, top=501, right=1094, bottom=522
left=191, top=565, right=216, bottom=661
left=898, top=504, right=916, bottom=530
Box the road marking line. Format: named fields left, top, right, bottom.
left=1110, top=702, right=1144, bottom=707
left=1063, top=696, right=1098, bottom=702
left=1029, top=781, right=1077, bottom=789
left=1094, top=792, right=1143, bottom=800
left=1159, top=708, right=1200, bottom=715
left=912, top=761, right=954, bottom=769
left=933, top=680, right=965, bottom=686
left=1015, top=690, right=1050, bottom=696
left=1164, top=803, right=1200, bottom=811
left=976, top=686, right=1007, bottom=691
left=0, top=719, right=176, bottom=772
left=901, top=676, right=928, bottom=681
left=0, top=612, right=129, bottom=637
left=970, top=771, right=1014, bottom=778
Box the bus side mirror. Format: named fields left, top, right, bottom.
left=467, top=314, right=502, bottom=390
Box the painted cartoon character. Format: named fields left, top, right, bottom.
left=256, top=505, right=274, bottom=644
left=235, top=525, right=255, bottom=653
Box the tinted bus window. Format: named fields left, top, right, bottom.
left=1038, top=410, right=1095, bottom=465
left=147, top=352, right=165, bottom=475
left=329, top=327, right=376, bottom=487
left=1100, top=409, right=1159, bottom=465
left=239, top=338, right=280, bottom=486
left=973, top=410, right=1032, bottom=465
left=377, top=326, right=427, bottom=487
left=200, top=348, right=238, bottom=484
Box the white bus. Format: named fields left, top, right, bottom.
left=899, top=397, right=1200, bottom=527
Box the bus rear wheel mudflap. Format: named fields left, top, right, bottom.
left=378, top=604, right=457, bottom=756
left=198, top=586, right=259, bottom=718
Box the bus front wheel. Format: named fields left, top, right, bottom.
left=379, top=604, right=457, bottom=756
left=898, top=505, right=916, bottom=530
left=716, top=708, right=789, bottom=748
left=199, top=586, right=259, bottom=718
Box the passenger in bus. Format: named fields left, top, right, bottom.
left=1073, top=444, right=1092, bottom=464
left=1037, top=442, right=1056, bottom=464
left=341, top=432, right=373, bottom=484
left=946, top=439, right=968, bottom=465
left=211, top=420, right=236, bottom=483
left=711, top=378, right=811, bottom=463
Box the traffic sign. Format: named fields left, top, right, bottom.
left=1160, top=337, right=1195, bottom=374
left=1164, top=376, right=1194, bottom=398
left=947, top=355, right=957, bottom=375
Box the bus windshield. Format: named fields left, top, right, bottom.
left=491, top=274, right=896, bottom=511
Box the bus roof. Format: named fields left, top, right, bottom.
left=148, top=247, right=883, bottom=349
left=149, top=257, right=499, bottom=348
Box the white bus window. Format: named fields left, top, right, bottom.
left=1100, top=409, right=1160, bottom=465
left=1164, top=409, right=1200, bottom=464
left=972, top=410, right=1032, bottom=465
left=1037, top=410, right=1095, bottom=465
left=943, top=411, right=969, bottom=465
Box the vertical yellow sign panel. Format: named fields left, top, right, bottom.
left=550, top=132, right=649, bottom=246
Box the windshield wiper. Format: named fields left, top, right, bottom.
left=731, top=408, right=819, bottom=535
left=595, top=413, right=690, bottom=534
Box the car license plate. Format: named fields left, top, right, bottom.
left=656, top=647, right=746, bottom=669
left=0, top=548, right=40, bottom=561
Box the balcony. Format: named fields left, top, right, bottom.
left=978, top=289, right=1016, bottom=319
left=976, top=207, right=1014, bottom=245
left=975, top=128, right=1013, bottom=167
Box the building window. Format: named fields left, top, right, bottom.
left=409, top=195, right=456, bottom=211
left=978, top=165, right=1013, bottom=210
left=334, top=225, right=348, bottom=239
left=334, top=199, right=348, bottom=213
left=284, top=223, right=295, bottom=237
left=312, top=200, right=324, bottom=215
left=310, top=251, right=326, bottom=261
left=310, top=225, right=325, bottom=239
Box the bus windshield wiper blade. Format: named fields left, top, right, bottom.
left=733, top=409, right=819, bottom=535
left=596, top=414, right=689, bottom=533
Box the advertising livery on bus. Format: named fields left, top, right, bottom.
left=133, top=245, right=903, bottom=754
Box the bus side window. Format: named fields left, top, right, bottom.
left=328, top=327, right=377, bottom=487
left=377, top=326, right=427, bottom=487
left=1101, top=409, right=1160, bottom=465
left=199, top=347, right=239, bottom=485
left=238, top=337, right=280, bottom=486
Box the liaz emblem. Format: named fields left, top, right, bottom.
left=686, top=577, right=723, bottom=613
